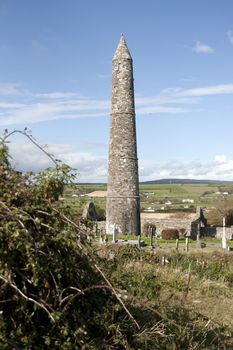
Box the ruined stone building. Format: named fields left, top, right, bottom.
left=141, top=207, right=207, bottom=238
left=106, top=35, right=140, bottom=235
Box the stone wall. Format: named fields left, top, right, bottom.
left=141, top=217, right=195, bottom=236
left=201, top=226, right=233, bottom=239
left=140, top=208, right=204, bottom=237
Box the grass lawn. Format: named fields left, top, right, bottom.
left=97, top=243, right=233, bottom=345
left=103, top=234, right=228, bottom=252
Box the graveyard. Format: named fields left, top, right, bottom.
left=64, top=182, right=233, bottom=242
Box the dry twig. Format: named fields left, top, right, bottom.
left=0, top=274, right=55, bottom=323
left=95, top=264, right=140, bottom=330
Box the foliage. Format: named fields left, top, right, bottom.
left=101, top=245, right=233, bottom=349
left=33, top=165, right=76, bottom=201
left=218, top=186, right=233, bottom=194
left=94, top=204, right=106, bottom=220
left=161, top=229, right=179, bottom=240
left=206, top=200, right=233, bottom=225
left=202, top=190, right=215, bottom=196
left=0, top=135, right=138, bottom=349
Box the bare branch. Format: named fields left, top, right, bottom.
left=2, top=129, right=58, bottom=167
left=0, top=274, right=55, bottom=323
left=0, top=201, right=26, bottom=229
left=94, top=264, right=140, bottom=330
left=60, top=285, right=121, bottom=306
left=52, top=207, right=88, bottom=238
left=51, top=207, right=140, bottom=329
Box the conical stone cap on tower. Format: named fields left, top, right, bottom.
left=106, top=35, right=140, bottom=236
left=113, top=34, right=132, bottom=60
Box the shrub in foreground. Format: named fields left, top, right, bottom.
left=161, top=228, right=179, bottom=240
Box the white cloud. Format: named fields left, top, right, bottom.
left=159, top=169, right=170, bottom=177
left=135, top=83, right=233, bottom=115
left=139, top=156, right=233, bottom=182
left=0, top=91, right=110, bottom=125
left=214, top=155, right=227, bottom=163
left=0, top=84, right=191, bottom=125
left=7, top=138, right=233, bottom=182
left=192, top=41, right=214, bottom=54
left=8, top=140, right=107, bottom=182
left=1, top=82, right=233, bottom=126
left=34, top=92, right=83, bottom=99
left=179, top=84, right=233, bottom=97
left=226, top=31, right=233, bottom=45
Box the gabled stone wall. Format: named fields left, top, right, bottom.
left=141, top=217, right=195, bottom=236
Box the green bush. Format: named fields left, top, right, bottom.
left=95, top=204, right=106, bottom=220
left=0, top=138, right=129, bottom=349
left=0, top=135, right=138, bottom=349
left=161, top=229, right=179, bottom=240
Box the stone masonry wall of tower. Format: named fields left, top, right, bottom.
left=106, top=35, right=141, bottom=235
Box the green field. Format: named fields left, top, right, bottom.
left=63, top=183, right=233, bottom=216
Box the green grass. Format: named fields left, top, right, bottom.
left=139, top=183, right=219, bottom=196
left=103, top=234, right=224, bottom=251
left=97, top=244, right=233, bottom=347
left=63, top=183, right=233, bottom=218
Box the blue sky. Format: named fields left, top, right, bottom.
left=1, top=0, right=233, bottom=182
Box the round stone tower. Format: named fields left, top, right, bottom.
left=106, top=34, right=140, bottom=235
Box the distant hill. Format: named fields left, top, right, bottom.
left=140, top=178, right=233, bottom=185
left=78, top=179, right=233, bottom=185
